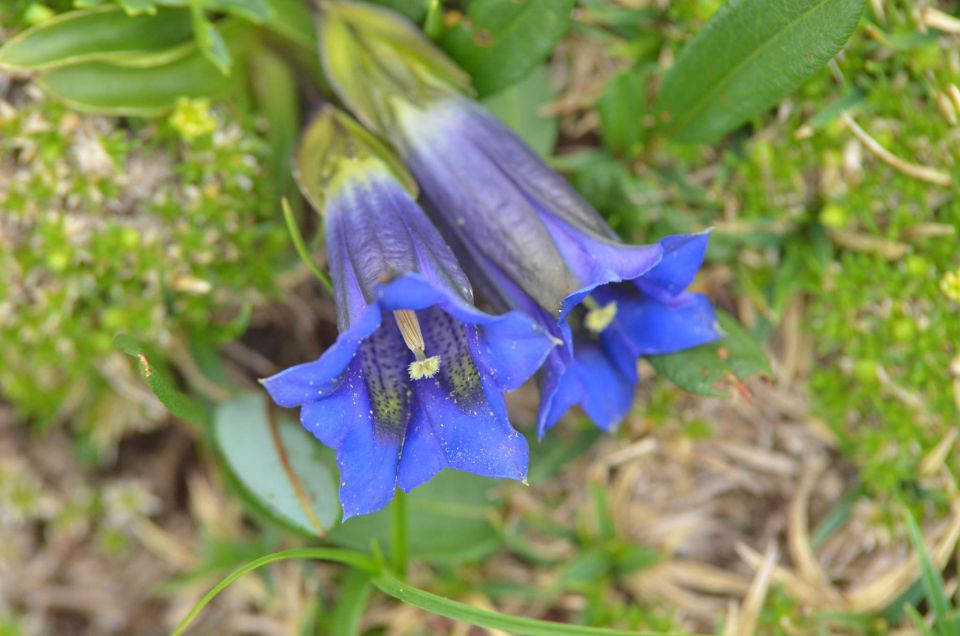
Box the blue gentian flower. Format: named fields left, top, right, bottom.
left=389, top=98, right=723, bottom=434
left=262, top=110, right=555, bottom=518
left=315, top=2, right=722, bottom=433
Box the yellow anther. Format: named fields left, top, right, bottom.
left=393, top=310, right=441, bottom=380
left=583, top=297, right=618, bottom=333
left=408, top=355, right=441, bottom=380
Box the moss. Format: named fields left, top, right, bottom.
left=0, top=86, right=287, bottom=452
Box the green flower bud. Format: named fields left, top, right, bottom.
left=318, top=1, right=472, bottom=136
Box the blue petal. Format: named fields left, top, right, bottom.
left=295, top=359, right=402, bottom=519
left=634, top=232, right=711, bottom=302
left=260, top=302, right=382, bottom=408
left=469, top=310, right=557, bottom=392
left=536, top=346, right=581, bottom=436
left=617, top=291, right=722, bottom=355
left=298, top=360, right=363, bottom=448
left=397, top=375, right=528, bottom=493
left=336, top=407, right=404, bottom=519
left=536, top=213, right=662, bottom=318
left=573, top=339, right=637, bottom=432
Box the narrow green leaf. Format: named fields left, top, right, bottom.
left=328, top=470, right=502, bottom=564
left=481, top=65, right=558, bottom=157
left=655, top=0, right=865, bottom=143
left=114, top=334, right=211, bottom=426
left=441, top=0, right=575, bottom=96
left=647, top=310, right=770, bottom=397
left=174, top=547, right=706, bottom=636
left=38, top=46, right=233, bottom=115
left=0, top=7, right=193, bottom=71
left=214, top=393, right=341, bottom=536
left=903, top=509, right=960, bottom=636
left=171, top=549, right=377, bottom=636
left=373, top=570, right=703, bottom=636
left=330, top=569, right=374, bottom=636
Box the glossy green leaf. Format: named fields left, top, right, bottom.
left=441, top=0, right=575, bottom=96
left=655, top=0, right=865, bottom=143
left=118, top=0, right=159, bottom=14
left=206, top=0, right=272, bottom=22
left=214, top=394, right=340, bottom=536
left=191, top=1, right=233, bottom=75
left=328, top=470, right=502, bottom=564
left=647, top=310, right=770, bottom=397
left=114, top=334, right=211, bottom=426
left=481, top=65, right=557, bottom=157
left=0, top=7, right=193, bottom=71
left=38, top=46, right=233, bottom=115
left=259, top=0, right=316, bottom=48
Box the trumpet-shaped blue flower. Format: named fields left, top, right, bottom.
left=389, top=98, right=722, bottom=434
left=262, top=115, right=554, bottom=518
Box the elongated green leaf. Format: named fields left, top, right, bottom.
left=903, top=509, right=960, bottom=636
left=172, top=547, right=707, bottom=636
left=481, top=65, right=557, bottom=157
left=170, top=548, right=378, bottom=636
left=214, top=394, right=340, bottom=536
left=328, top=470, right=502, bottom=564
left=374, top=571, right=702, bottom=635
left=655, top=0, right=865, bottom=143
left=0, top=7, right=193, bottom=71
left=38, top=46, right=232, bottom=115
left=114, top=334, right=211, bottom=426
left=647, top=310, right=770, bottom=397
left=441, top=0, right=575, bottom=96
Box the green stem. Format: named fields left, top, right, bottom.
left=281, top=197, right=334, bottom=293
left=392, top=490, right=408, bottom=578
left=170, top=548, right=375, bottom=636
